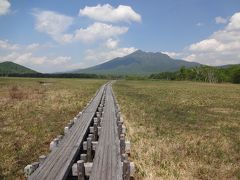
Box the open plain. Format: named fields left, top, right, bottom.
left=0, top=78, right=240, bottom=179
left=113, top=80, right=240, bottom=179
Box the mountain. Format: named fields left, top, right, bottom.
left=73, top=50, right=201, bottom=75
left=0, top=61, right=38, bottom=75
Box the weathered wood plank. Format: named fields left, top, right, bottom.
left=90, top=84, right=122, bottom=180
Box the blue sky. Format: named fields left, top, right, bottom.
left=0, top=0, right=240, bottom=72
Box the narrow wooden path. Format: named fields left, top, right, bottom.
left=90, top=84, right=122, bottom=180
left=26, top=82, right=134, bottom=180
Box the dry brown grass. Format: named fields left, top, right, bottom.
left=9, top=85, right=27, bottom=100
left=0, top=77, right=105, bottom=179
left=114, top=80, right=240, bottom=180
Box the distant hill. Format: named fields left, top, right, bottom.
left=0, top=61, right=38, bottom=75
left=73, top=50, right=201, bottom=75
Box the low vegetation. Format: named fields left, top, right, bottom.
left=0, top=78, right=105, bottom=179
left=114, top=80, right=240, bottom=179
left=1, top=77, right=239, bottom=179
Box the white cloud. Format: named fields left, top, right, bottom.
left=0, top=40, right=20, bottom=50
left=33, top=10, right=74, bottom=42
left=189, top=39, right=221, bottom=52
left=183, top=52, right=239, bottom=65
left=105, top=38, right=119, bottom=49
left=162, top=51, right=182, bottom=59
left=0, top=52, right=46, bottom=65
left=60, top=34, right=73, bottom=43
left=0, top=37, right=136, bottom=72
left=82, top=47, right=137, bottom=67
left=226, top=12, right=240, bottom=30
left=215, top=16, right=228, bottom=24
left=0, top=39, right=51, bottom=52
left=0, top=7, right=138, bottom=72
left=26, top=43, right=40, bottom=51
left=51, top=56, right=71, bottom=65
left=186, top=12, right=240, bottom=65
left=79, top=4, right=141, bottom=23
left=64, top=46, right=136, bottom=70
left=33, top=10, right=129, bottom=44
left=0, top=0, right=10, bottom=15
left=184, top=54, right=197, bottom=62
left=196, top=22, right=204, bottom=27
left=0, top=52, right=71, bottom=66
left=73, top=22, right=128, bottom=43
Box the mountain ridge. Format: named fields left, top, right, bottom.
left=73, top=50, right=201, bottom=75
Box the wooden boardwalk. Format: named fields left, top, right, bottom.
left=29, top=84, right=106, bottom=180
left=90, top=84, right=122, bottom=180
left=27, top=82, right=133, bottom=180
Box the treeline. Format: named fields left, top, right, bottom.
left=150, top=65, right=240, bottom=83
left=0, top=73, right=112, bottom=79
left=1, top=65, right=240, bottom=84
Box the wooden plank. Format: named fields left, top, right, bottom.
left=29, top=84, right=106, bottom=180
left=90, top=84, right=122, bottom=180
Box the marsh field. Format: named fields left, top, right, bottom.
left=114, top=80, right=240, bottom=179
left=0, top=78, right=240, bottom=179
left=0, top=78, right=106, bottom=179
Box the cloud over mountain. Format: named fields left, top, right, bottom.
left=73, top=22, right=128, bottom=43
left=79, top=4, right=141, bottom=23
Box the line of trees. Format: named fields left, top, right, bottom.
left=149, top=65, right=240, bottom=83
left=0, top=73, right=102, bottom=78
left=1, top=65, right=240, bottom=84
left=0, top=73, right=125, bottom=80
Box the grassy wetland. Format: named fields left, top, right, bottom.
left=114, top=80, right=240, bottom=179
left=1, top=78, right=240, bottom=180
left=0, top=78, right=105, bottom=179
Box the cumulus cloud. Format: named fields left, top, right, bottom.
left=0, top=40, right=20, bottom=50
left=196, top=22, right=204, bottom=27
left=0, top=50, right=73, bottom=73
left=226, top=12, right=240, bottom=30
left=162, top=51, right=183, bottom=59
left=184, top=54, right=197, bottom=62
left=26, top=43, right=41, bottom=51
left=5, top=5, right=140, bottom=72
left=82, top=47, right=137, bottom=68
left=51, top=56, right=71, bottom=65
left=0, top=52, right=46, bottom=65
left=186, top=12, right=240, bottom=65
left=79, top=4, right=141, bottom=23
left=189, top=39, right=221, bottom=52
left=0, top=39, right=50, bottom=52
left=53, top=45, right=136, bottom=70
left=0, top=0, right=10, bottom=15
left=33, top=10, right=129, bottom=44
left=105, top=38, right=119, bottom=49
left=215, top=16, right=228, bottom=24
left=0, top=52, right=71, bottom=66
left=73, top=22, right=128, bottom=43
left=33, top=10, right=74, bottom=42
